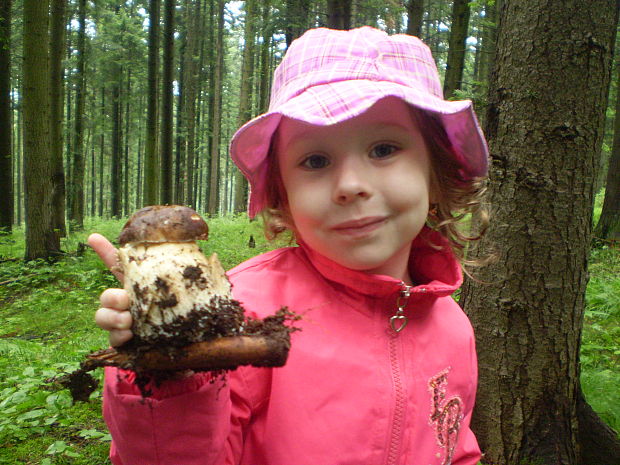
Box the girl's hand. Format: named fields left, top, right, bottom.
left=88, top=233, right=133, bottom=347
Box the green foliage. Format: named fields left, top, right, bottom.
left=0, top=215, right=618, bottom=464
left=581, top=246, right=620, bottom=434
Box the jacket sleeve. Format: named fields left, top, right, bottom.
left=103, top=367, right=252, bottom=465
left=451, top=332, right=482, bottom=465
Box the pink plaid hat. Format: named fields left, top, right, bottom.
left=230, top=26, right=489, bottom=217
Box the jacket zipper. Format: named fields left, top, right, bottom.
left=386, top=283, right=411, bottom=465
left=389, top=284, right=411, bottom=333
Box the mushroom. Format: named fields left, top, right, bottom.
left=116, top=205, right=243, bottom=345
left=85, top=205, right=297, bottom=376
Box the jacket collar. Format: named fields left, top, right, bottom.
left=298, top=226, right=463, bottom=300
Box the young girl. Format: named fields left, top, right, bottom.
left=89, top=26, right=488, bottom=465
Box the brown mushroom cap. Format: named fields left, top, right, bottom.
left=119, top=205, right=209, bottom=245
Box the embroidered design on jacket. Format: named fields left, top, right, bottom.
left=428, top=368, right=463, bottom=465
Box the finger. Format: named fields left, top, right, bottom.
left=99, top=288, right=130, bottom=310
left=95, top=307, right=132, bottom=331
left=88, top=233, right=124, bottom=283
left=109, top=329, right=133, bottom=348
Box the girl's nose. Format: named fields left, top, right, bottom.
left=332, top=160, right=372, bottom=204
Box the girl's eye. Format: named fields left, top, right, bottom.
left=301, top=154, right=330, bottom=170
left=370, top=143, right=398, bottom=159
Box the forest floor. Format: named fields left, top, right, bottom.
left=0, top=214, right=618, bottom=464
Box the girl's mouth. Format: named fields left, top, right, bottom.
left=331, top=217, right=387, bottom=237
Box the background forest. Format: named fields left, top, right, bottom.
left=0, top=0, right=619, bottom=464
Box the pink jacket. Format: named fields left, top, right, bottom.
left=103, top=228, right=481, bottom=465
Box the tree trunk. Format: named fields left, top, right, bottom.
left=472, top=0, right=500, bottom=127
left=185, top=0, right=201, bottom=208
left=15, top=95, right=21, bottom=224
left=233, top=0, right=257, bottom=213
left=208, top=0, right=224, bottom=215
left=160, top=0, right=175, bottom=205
left=406, top=0, right=424, bottom=37
left=595, top=42, right=620, bottom=242
left=111, top=69, right=123, bottom=217
left=443, top=0, right=470, bottom=99
left=143, top=0, right=160, bottom=206
left=327, top=0, right=351, bottom=30
left=123, top=68, right=131, bottom=216
left=49, top=0, right=66, bottom=237
left=258, top=0, right=272, bottom=114
left=69, top=0, right=87, bottom=231
left=175, top=3, right=187, bottom=206
left=459, top=1, right=619, bottom=463
left=285, top=0, right=310, bottom=47
left=98, top=85, right=105, bottom=217
left=0, top=0, right=12, bottom=232
left=23, top=0, right=61, bottom=259
left=178, top=0, right=200, bottom=208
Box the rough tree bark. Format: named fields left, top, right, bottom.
left=0, top=0, right=12, bottom=232
left=595, top=41, right=620, bottom=242
left=23, top=0, right=61, bottom=259
left=443, top=0, right=470, bottom=99
left=459, top=1, right=620, bottom=464
left=49, top=0, right=67, bottom=237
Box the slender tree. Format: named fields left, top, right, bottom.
left=258, top=0, right=272, bottom=113
left=327, top=0, right=351, bottom=30
left=109, top=8, right=123, bottom=218
left=459, top=1, right=620, bottom=463
left=143, top=0, right=160, bottom=206
left=285, top=0, right=310, bottom=47
left=595, top=38, right=620, bottom=241
left=110, top=72, right=123, bottom=217
left=174, top=3, right=187, bottom=205
left=406, top=0, right=424, bottom=37
left=443, top=0, right=471, bottom=99
left=233, top=0, right=257, bottom=213
left=49, top=0, right=67, bottom=237
left=160, top=0, right=175, bottom=204
left=207, top=0, right=225, bottom=215
left=0, top=0, right=12, bottom=232
left=98, top=85, right=105, bottom=217
left=23, top=0, right=61, bottom=259
left=69, top=0, right=87, bottom=230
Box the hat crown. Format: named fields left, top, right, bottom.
left=270, top=27, right=443, bottom=110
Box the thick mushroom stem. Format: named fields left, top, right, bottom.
left=86, top=334, right=291, bottom=372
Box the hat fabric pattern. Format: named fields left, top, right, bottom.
left=230, top=26, right=489, bottom=217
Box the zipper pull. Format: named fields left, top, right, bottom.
left=390, top=284, right=411, bottom=333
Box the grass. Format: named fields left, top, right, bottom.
left=0, top=213, right=618, bottom=464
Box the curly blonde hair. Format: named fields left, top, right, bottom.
left=259, top=106, right=489, bottom=268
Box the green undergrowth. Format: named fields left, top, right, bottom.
left=0, top=214, right=618, bottom=464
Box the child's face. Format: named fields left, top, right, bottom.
left=275, top=98, right=434, bottom=284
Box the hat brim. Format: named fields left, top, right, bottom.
left=230, top=80, right=488, bottom=217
